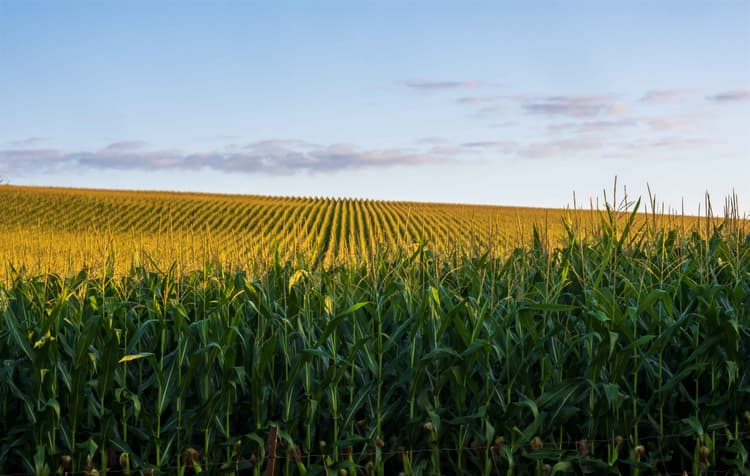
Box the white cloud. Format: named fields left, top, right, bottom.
left=0, top=140, right=452, bottom=176
left=523, top=95, right=627, bottom=118
left=641, top=90, right=691, bottom=104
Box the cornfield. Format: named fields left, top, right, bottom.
left=0, top=186, right=748, bottom=475
left=0, top=186, right=702, bottom=277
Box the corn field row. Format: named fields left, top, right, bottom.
left=0, top=186, right=704, bottom=277
left=1, top=200, right=748, bottom=475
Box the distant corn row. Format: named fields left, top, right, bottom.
left=0, top=186, right=705, bottom=277
left=1, top=201, right=748, bottom=475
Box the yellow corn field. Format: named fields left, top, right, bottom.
left=0, top=185, right=747, bottom=476
left=0, top=185, right=705, bottom=278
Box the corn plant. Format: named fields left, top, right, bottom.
left=1, top=194, right=748, bottom=475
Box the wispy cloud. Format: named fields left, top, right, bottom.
left=514, top=134, right=713, bottom=159
left=640, top=89, right=690, bottom=104
left=0, top=149, right=64, bottom=162
left=547, top=119, right=639, bottom=133
left=402, top=80, right=487, bottom=91
left=243, top=139, right=321, bottom=150
left=707, top=89, right=750, bottom=103
left=425, top=145, right=466, bottom=158
left=104, top=140, right=149, bottom=151
left=460, top=141, right=516, bottom=153
left=0, top=149, right=68, bottom=176
left=523, top=95, right=629, bottom=118
left=456, top=96, right=501, bottom=104
left=0, top=140, right=452, bottom=176
left=5, top=137, right=47, bottom=147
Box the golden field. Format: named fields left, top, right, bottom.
left=1, top=184, right=748, bottom=475
left=0, top=185, right=710, bottom=277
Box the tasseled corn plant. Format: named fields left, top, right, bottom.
left=1, top=198, right=749, bottom=475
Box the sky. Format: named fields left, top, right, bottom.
left=1, top=1, right=749, bottom=213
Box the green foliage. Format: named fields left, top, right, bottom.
left=0, top=202, right=749, bottom=475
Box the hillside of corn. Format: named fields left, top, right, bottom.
left=0, top=185, right=702, bottom=277
left=1, top=185, right=748, bottom=475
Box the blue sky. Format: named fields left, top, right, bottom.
left=1, top=1, right=749, bottom=212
